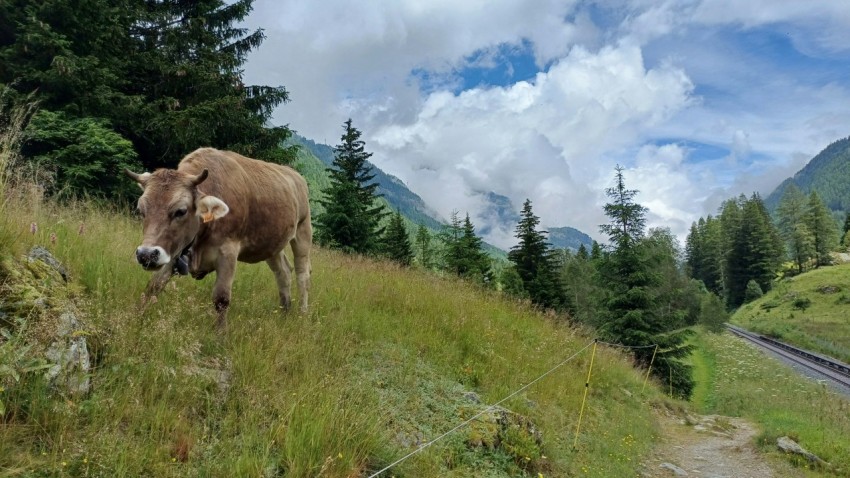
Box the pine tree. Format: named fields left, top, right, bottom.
left=598, top=166, right=694, bottom=398
left=806, top=191, right=838, bottom=267
left=442, top=212, right=492, bottom=285
left=414, top=224, right=434, bottom=269
left=508, top=199, right=566, bottom=310
left=382, top=210, right=414, bottom=266
left=316, top=119, right=387, bottom=254
left=1, top=0, right=295, bottom=196
left=776, top=184, right=814, bottom=274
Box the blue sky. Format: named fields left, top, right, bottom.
left=241, top=0, right=850, bottom=248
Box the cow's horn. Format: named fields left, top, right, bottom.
left=190, top=169, right=209, bottom=187
left=124, top=169, right=149, bottom=185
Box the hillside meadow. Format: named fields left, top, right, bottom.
left=732, top=263, right=850, bottom=364
left=1, top=189, right=671, bottom=477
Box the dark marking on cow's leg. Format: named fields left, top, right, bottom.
left=266, top=251, right=292, bottom=311
left=214, top=296, right=230, bottom=331
left=212, top=246, right=238, bottom=332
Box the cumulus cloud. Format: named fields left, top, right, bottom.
left=369, top=43, right=694, bottom=248
left=240, top=0, right=850, bottom=249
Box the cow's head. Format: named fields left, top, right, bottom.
left=124, top=168, right=229, bottom=271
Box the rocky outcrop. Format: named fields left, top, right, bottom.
left=777, top=436, right=829, bottom=469
left=0, top=246, right=91, bottom=395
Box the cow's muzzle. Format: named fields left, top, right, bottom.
left=135, top=246, right=171, bottom=270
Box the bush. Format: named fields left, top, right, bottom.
left=699, top=293, right=728, bottom=333
left=792, top=296, right=811, bottom=311
left=744, top=280, right=763, bottom=303
left=23, top=110, right=142, bottom=201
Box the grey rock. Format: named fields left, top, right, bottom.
left=777, top=436, right=829, bottom=468
left=28, top=246, right=69, bottom=281
left=660, top=462, right=688, bottom=476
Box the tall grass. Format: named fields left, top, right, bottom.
left=0, top=184, right=674, bottom=476
left=691, top=329, right=850, bottom=476
left=0, top=93, right=36, bottom=255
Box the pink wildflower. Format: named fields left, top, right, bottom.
left=30, top=222, right=37, bottom=234
left=50, top=232, right=57, bottom=245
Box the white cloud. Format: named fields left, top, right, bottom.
left=369, top=43, right=694, bottom=248
left=240, top=0, right=850, bottom=250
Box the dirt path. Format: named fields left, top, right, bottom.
left=642, top=411, right=788, bottom=478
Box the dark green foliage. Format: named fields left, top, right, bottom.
left=722, top=194, right=784, bottom=309
left=382, top=210, right=414, bottom=266
left=776, top=183, right=814, bottom=274
left=744, top=279, right=763, bottom=303
left=22, top=110, right=141, bottom=200
left=414, top=224, right=435, bottom=269
left=499, top=265, right=527, bottom=299
left=792, top=296, right=812, bottom=311
left=508, top=199, right=567, bottom=311
left=597, top=166, right=694, bottom=399
left=699, top=293, right=728, bottom=333
left=560, top=246, right=601, bottom=324
left=316, top=119, right=387, bottom=254
left=685, top=216, right=724, bottom=296
left=1, top=0, right=294, bottom=198
left=806, top=191, right=838, bottom=267
left=441, top=212, right=492, bottom=285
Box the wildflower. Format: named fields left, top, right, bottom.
left=78, top=223, right=85, bottom=235
left=338, top=452, right=343, bottom=459
left=30, top=222, right=37, bottom=234
left=50, top=232, right=57, bottom=245
left=61, top=462, right=66, bottom=467
left=83, top=457, right=88, bottom=464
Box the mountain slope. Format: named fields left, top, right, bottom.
left=765, top=136, right=850, bottom=215
left=548, top=226, right=594, bottom=251
left=1, top=192, right=667, bottom=477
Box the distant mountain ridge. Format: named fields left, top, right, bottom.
left=765, top=136, right=850, bottom=217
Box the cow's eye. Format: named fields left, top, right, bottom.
left=173, top=208, right=187, bottom=219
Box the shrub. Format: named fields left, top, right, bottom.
left=744, top=280, right=763, bottom=303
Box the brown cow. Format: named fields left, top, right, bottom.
left=125, top=147, right=312, bottom=329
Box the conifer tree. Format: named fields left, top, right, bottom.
left=382, top=210, right=414, bottom=266
left=1, top=0, right=295, bottom=197
left=777, top=184, right=814, bottom=274
left=508, top=199, right=566, bottom=310
left=597, top=166, right=693, bottom=398
left=414, top=224, right=434, bottom=269
left=806, top=191, right=838, bottom=267
left=316, top=119, right=387, bottom=254
left=442, top=212, right=492, bottom=285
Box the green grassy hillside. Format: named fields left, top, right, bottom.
left=731, top=263, right=850, bottom=363
left=0, top=191, right=670, bottom=477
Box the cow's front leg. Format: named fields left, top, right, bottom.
left=211, top=246, right=238, bottom=332
left=144, top=262, right=174, bottom=301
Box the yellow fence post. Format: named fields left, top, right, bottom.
left=572, top=339, right=598, bottom=450
left=641, top=344, right=659, bottom=394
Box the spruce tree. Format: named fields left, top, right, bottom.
left=777, top=184, right=814, bottom=274
left=1, top=0, right=295, bottom=196
left=414, top=224, right=434, bottom=269
left=508, top=199, right=566, bottom=310
left=382, top=210, right=414, bottom=266
left=598, top=166, right=694, bottom=398
left=316, top=119, right=387, bottom=254
left=806, top=191, right=838, bottom=267
left=442, top=212, right=492, bottom=285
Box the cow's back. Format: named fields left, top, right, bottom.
left=178, top=148, right=310, bottom=261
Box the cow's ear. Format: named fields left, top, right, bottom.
left=196, top=195, right=229, bottom=223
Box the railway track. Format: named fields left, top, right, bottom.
left=725, top=324, right=850, bottom=391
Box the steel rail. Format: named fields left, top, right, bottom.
left=725, top=324, right=850, bottom=389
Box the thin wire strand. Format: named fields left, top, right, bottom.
left=367, top=339, right=596, bottom=478
left=597, top=340, right=659, bottom=349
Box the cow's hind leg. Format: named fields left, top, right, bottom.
left=266, top=250, right=292, bottom=311
left=291, top=219, right=312, bottom=313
